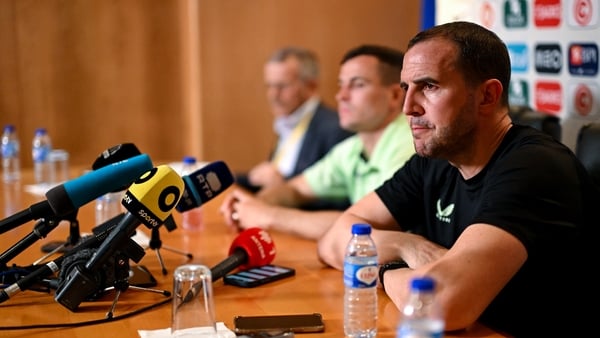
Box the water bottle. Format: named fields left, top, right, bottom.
left=181, top=156, right=204, bottom=231
left=344, top=223, right=378, bottom=338
left=31, top=127, right=53, bottom=185
left=1, top=124, right=21, bottom=183
left=397, top=277, right=445, bottom=338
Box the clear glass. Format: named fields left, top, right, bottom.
left=95, top=191, right=123, bottom=226
left=48, top=149, right=70, bottom=184
left=171, top=264, right=217, bottom=337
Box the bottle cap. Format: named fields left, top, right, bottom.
left=182, top=156, right=197, bottom=165
left=351, top=223, right=372, bottom=235
left=35, top=127, right=47, bottom=135
left=410, top=277, right=435, bottom=291
left=4, top=124, right=15, bottom=132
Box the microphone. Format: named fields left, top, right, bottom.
left=45, top=153, right=153, bottom=216
left=0, top=153, right=153, bottom=235
left=180, top=228, right=276, bottom=305
left=0, top=214, right=125, bottom=304
left=92, top=143, right=141, bottom=170
left=211, top=227, right=276, bottom=281
left=54, top=165, right=184, bottom=311
left=91, top=143, right=143, bottom=192
left=176, top=160, right=235, bottom=213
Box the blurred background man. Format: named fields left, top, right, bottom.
left=222, top=45, right=413, bottom=240
left=236, top=46, right=353, bottom=200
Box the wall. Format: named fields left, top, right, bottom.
left=0, top=0, right=420, bottom=173
left=436, top=0, right=600, bottom=150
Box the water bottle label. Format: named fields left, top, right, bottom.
left=343, top=262, right=378, bottom=288
left=33, top=145, right=50, bottom=162
left=1, top=143, right=17, bottom=157
left=397, top=326, right=443, bottom=338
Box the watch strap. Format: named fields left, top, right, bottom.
left=378, top=259, right=409, bottom=292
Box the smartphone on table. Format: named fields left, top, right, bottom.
left=233, top=313, right=325, bottom=334
left=223, top=264, right=295, bottom=288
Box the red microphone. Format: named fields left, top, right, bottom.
left=179, top=228, right=276, bottom=306
left=211, top=227, right=276, bottom=281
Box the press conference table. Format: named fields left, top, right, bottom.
left=0, top=168, right=508, bottom=338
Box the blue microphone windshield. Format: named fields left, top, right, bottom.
left=45, top=154, right=153, bottom=216
left=176, top=160, right=234, bottom=212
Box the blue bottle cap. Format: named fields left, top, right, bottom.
left=35, top=128, right=47, bottom=135
left=351, top=223, right=372, bottom=235
left=410, top=277, right=435, bottom=291
left=4, top=124, right=15, bottom=133
left=182, top=156, right=197, bottom=164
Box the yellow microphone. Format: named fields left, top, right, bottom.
left=123, top=165, right=184, bottom=228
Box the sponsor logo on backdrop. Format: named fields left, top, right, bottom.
left=508, top=43, right=529, bottom=72
left=568, top=0, right=599, bottom=27
left=480, top=1, right=496, bottom=28
left=509, top=79, right=530, bottom=106
left=504, top=0, right=528, bottom=27
left=534, top=0, right=562, bottom=27
left=569, top=43, right=599, bottom=76
left=535, top=80, right=563, bottom=113
left=535, top=43, right=563, bottom=74
left=569, top=82, right=597, bottom=117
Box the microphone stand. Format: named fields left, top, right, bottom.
left=101, top=251, right=170, bottom=319
left=145, top=215, right=193, bottom=275
left=0, top=209, right=79, bottom=270
left=0, top=201, right=54, bottom=236
left=37, top=210, right=82, bottom=260
left=54, top=212, right=170, bottom=313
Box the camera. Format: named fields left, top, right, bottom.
left=54, top=237, right=145, bottom=311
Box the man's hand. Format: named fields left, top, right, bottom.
left=247, top=161, right=285, bottom=188
left=219, top=187, right=275, bottom=231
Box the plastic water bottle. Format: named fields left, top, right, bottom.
left=344, top=223, right=378, bottom=338
left=181, top=156, right=204, bottom=231
left=397, top=277, right=445, bottom=338
left=31, top=127, right=53, bottom=185
left=1, top=124, right=21, bottom=183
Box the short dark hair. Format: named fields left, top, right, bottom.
left=341, top=45, right=404, bottom=85
left=407, top=21, right=511, bottom=106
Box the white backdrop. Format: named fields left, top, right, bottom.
left=435, top=0, right=599, bottom=150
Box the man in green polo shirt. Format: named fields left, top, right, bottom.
left=219, top=44, right=415, bottom=240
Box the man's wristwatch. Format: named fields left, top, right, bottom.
left=378, top=260, right=410, bottom=292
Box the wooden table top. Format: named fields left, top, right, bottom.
left=0, top=167, right=507, bottom=338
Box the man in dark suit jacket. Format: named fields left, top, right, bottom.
left=236, top=47, right=353, bottom=210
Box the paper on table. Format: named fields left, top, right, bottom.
left=24, top=183, right=55, bottom=197
left=138, top=322, right=236, bottom=338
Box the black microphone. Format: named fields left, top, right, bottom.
left=175, top=160, right=235, bottom=213
left=54, top=165, right=184, bottom=311
left=91, top=143, right=144, bottom=193
left=92, top=143, right=141, bottom=171
left=0, top=154, right=153, bottom=235
left=0, top=214, right=125, bottom=304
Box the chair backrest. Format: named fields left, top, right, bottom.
left=509, top=105, right=562, bottom=141
left=576, top=122, right=600, bottom=188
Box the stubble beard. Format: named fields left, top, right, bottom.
left=415, top=105, right=477, bottom=160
